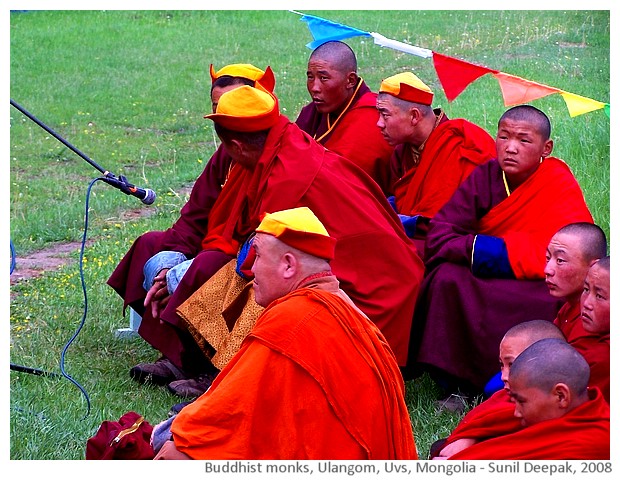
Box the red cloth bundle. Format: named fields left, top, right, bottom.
left=86, top=411, right=154, bottom=460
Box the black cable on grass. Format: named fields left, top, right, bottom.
left=10, top=178, right=114, bottom=420
left=58, top=177, right=107, bottom=420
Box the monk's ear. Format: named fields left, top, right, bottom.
left=409, top=107, right=422, bottom=126
left=282, top=252, right=298, bottom=279
left=227, top=139, right=244, bottom=157
left=541, top=139, right=554, bottom=158
left=554, top=383, right=571, bottom=409
left=345, top=72, right=358, bottom=90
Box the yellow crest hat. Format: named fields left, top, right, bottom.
left=256, top=207, right=336, bottom=261
left=209, top=63, right=276, bottom=93
left=379, top=72, right=434, bottom=106
left=204, top=83, right=280, bottom=132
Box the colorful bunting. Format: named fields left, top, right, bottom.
left=291, top=11, right=609, bottom=118
left=432, top=52, right=496, bottom=102
left=297, top=13, right=371, bottom=49
left=492, top=72, right=561, bottom=106
left=560, top=92, right=608, bottom=118
left=370, top=32, right=432, bottom=59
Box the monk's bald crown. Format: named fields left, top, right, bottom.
left=510, top=338, right=589, bottom=393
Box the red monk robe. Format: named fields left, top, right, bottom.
left=407, top=158, right=592, bottom=391
left=144, top=115, right=423, bottom=370
left=448, top=387, right=610, bottom=460
left=390, top=113, right=496, bottom=218
left=440, top=389, right=520, bottom=451
left=555, top=302, right=610, bottom=403
left=170, top=278, right=418, bottom=460
left=295, top=79, right=394, bottom=193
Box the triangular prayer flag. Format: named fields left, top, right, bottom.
left=432, top=52, right=496, bottom=102
left=604, top=104, right=610, bottom=118
left=559, top=91, right=607, bottom=117
left=370, top=32, right=432, bottom=59
left=300, top=14, right=371, bottom=49
left=493, top=72, right=560, bottom=106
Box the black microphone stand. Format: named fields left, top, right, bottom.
left=8, top=100, right=147, bottom=382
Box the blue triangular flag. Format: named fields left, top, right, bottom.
left=300, top=14, right=371, bottom=49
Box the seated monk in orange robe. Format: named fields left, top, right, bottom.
left=153, top=207, right=418, bottom=460
left=432, top=319, right=565, bottom=459
left=376, top=72, right=496, bottom=250
left=295, top=41, right=393, bottom=193
left=407, top=105, right=593, bottom=395
left=447, top=339, right=609, bottom=460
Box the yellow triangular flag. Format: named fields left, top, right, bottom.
left=560, top=91, right=607, bottom=117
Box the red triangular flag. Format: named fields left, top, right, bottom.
left=433, top=52, right=496, bottom=102
left=493, top=72, right=561, bottom=106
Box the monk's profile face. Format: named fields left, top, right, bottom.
left=544, top=232, right=591, bottom=303
left=251, top=234, right=290, bottom=307
left=306, top=57, right=354, bottom=115
left=581, top=262, right=610, bottom=335
left=496, top=118, right=553, bottom=189
left=499, top=335, right=530, bottom=392
left=509, top=374, right=561, bottom=427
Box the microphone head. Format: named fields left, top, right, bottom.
left=142, top=188, right=156, bottom=205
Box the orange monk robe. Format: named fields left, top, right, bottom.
left=171, top=279, right=418, bottom=460
left=555, top=302, right=610, bottom=403
left=391, top=116, right=496, bottom=217
left=449, top=388, right=610, bottom=460
left=296, top=80, right=394, bottom=193
left=479, top=157, right=593, bottom=279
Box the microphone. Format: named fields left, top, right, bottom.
left=101, top=172, right=156, bottom=205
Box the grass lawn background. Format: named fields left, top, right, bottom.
left=8, top=8, right=610, bottom=464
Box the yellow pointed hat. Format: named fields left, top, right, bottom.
left=380, top=72, right=434, bottom=106
left=204, top=83, right=280, bottom=132
left=210, top=63, right=276, bottom=93
left=256, top=207, right=336, bottom=260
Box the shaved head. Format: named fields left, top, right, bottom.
left=510, top=338, right=590, bottom=394
left=503, top=320, right=565, bottom=345
left=499, top=104, right=551, bottom=140
left=310, top=41, right=357, bottom=74
left=555, top=223, right=607, bottom=262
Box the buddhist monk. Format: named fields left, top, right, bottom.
left=431, top=320, right=566, bottom=459
left=107, top=64, right=276, bottom=395
left=376, top=71, right=496, bottom=250
left=152, top=207, right=418, bottom=459
left=577, top=256, right=610, bottom=402
left=407, top=105, right=593, bottom=396
left=296, top=40, right=393, bottom=192
left=448, top=339, right=609, bottom=460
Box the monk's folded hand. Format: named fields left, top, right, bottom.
left=438, top=437, right=477, bottom=458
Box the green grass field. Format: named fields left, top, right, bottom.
left=9, top=10, right=610, bottom=461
